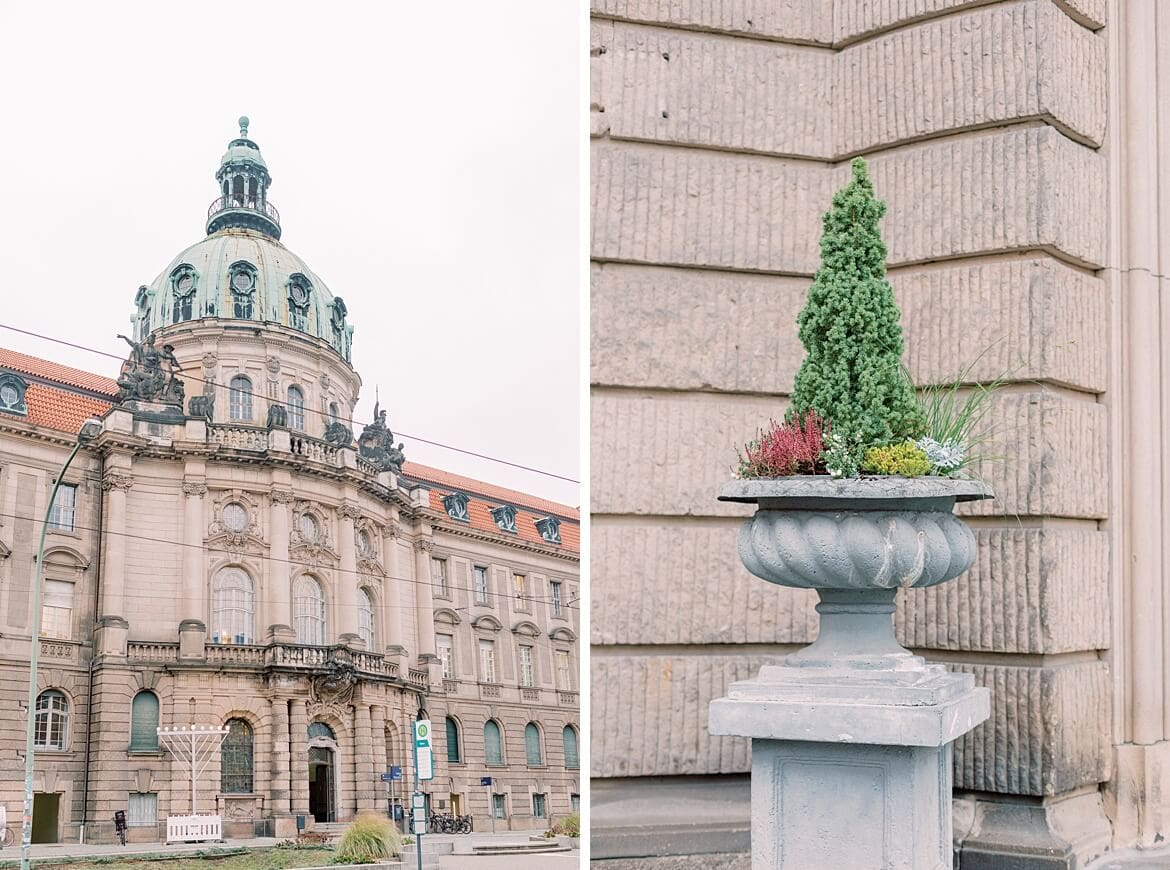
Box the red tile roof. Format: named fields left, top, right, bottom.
left=0, top=347, right=118, bottom=396
left=20, top=383, right=113, bottom=434
left=403, top=461, right=579, bottom=520
left=422, top=486, right=580, bottom=555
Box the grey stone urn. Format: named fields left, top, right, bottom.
left=708, top=476, right=994, bottom=870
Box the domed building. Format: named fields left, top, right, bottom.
left=0, top=119, right=579, bottom=844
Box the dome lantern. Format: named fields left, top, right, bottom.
left=206, top=116, right=281, bottom=240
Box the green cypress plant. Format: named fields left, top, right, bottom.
left=789, top=158, right=923, bottom=447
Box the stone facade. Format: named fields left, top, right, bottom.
left=0, top=124, right=579, bottom=845
left=590, top=1, right=1145, bottom=866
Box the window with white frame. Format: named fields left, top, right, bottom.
left=211, top=567, right=255, bottom=644
left=48, top=484, right=77, bottom=531
left=473, top=566, right=489, bottom=604
left=229, top=375, right=252, bottom=421
left=519, top=645, right=534, bottom=688
left=294, top=576, right=326, bottom=645
left=556, top=649, right=572, bottom=690
left=357, top=587, right=375, bottom=649
left=287, top=385, right=305, bottom=430
left=41, top=579, right=74, bottom=639
left=479, top=639, right=496, bottom=683
left=432, top=558, right=449, bottom=597
left=437, top=634, right=454, bottom=679
left=127, top=793, right=157, bottom=827
left=549, top=580, right=563, bottom=617
left=34, top=690, right=68, bottom=750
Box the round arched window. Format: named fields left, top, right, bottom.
left=222, top=503, right=247, bottom=532
left=299, top=513, right=320, bottom=543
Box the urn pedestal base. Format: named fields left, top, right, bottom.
left=710, top=667, right=989, bottom=870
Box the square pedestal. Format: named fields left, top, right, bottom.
left=710, top=665, right=989, bottom=870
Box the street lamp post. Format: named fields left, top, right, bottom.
left=21, top=418, right=103, bottom=870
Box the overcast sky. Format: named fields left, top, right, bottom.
left=0, top=2, right=581, bottom=507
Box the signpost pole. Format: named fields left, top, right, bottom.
left=413, top=718, right=433, bottom=870
left=480, top=777, right=495, bottom=835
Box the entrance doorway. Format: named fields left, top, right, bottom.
left=308, top=747, right=335, bottom=822
left=31, top=793, right=59, bottom=844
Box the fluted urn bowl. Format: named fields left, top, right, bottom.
left=719, top=476, right=993, bottom=670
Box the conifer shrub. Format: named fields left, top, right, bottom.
left=333, top=813, right=402, bottom=864
left=789, top=158, right=924, bottom=447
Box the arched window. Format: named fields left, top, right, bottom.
left=308, top=721, right=335, bottom=741
left=212, top=567, right=255, bottom=644
left=34, top=690, right=68, bottom=750
left=446, top=717, right=461, bottom=763
left=287, top=385, right=305, bottom=430
left=294, top=576, right=326, bottom=645
left=221, top=718, right=253, bottom=793
left=484, top=720, right=503, bottom=766
left=357, top=587, right=375, bottom=649
left=562, top=725, right=579, bottom=770
left=229, top=376, right=252, bottom=421
left=130, top=691, right=159, bottom=751
left=525, top=723, right=543, bottom=766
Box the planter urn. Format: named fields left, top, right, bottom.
left=708, top=476, right=993, bottom=870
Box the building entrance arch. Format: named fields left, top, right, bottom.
left=308, top=722, right=340, bottom=823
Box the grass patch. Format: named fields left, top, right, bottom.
left=23, top=846, right=335, bottom=870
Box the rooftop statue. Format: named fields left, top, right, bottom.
left=116, top=334, right=185, bottom=406
left=358, top=398, right=405, bottom=473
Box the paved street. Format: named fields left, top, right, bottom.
left=437, top=853, right=579, bottom=868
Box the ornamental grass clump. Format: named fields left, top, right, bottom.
left=736, top=412, right=827, bottom=478
left=333, top=812, right=402, bottom=864
left=789, top=158, right=924, bottom=447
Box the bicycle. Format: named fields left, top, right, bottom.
left=456, top=814, right=472, bottom=834
left=0, top=826, right=14, bottom=848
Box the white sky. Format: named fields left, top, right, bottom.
left=0, top=1, right=581, bottom=507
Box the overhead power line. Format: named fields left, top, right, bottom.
left=8, top=507, right=580, bottom=614
left=0, top=323, right=580, bottom=486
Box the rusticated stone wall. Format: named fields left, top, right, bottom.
left=591, top=0, right=1117, bottom=863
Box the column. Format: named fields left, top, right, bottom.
left=270, top=698, right=291, bottom=816
left=96, top=469, right=133, bottom=656
left=269, top=489, right=294, bottom=640
left=371, top=706, right=388, bottom=814
left=290, top=700, right=309, bottom=817
left=354, top=705, right=375, bottom=812
left=382, top=522, right=404, bottom=656
left=413, top=538, right=436, bottom=660
left=180, top=481, right=207, bottom=621
left=100, top=470, right=133, bottom=618
left=338, top=503, right=361, bottom=644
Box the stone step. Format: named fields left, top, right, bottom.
left=472, top=841, right=571, bottom=855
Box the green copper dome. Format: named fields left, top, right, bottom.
left=130, top=119, right=354, bottom=362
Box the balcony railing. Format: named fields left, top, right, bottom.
left=126, top=640, right=402, bottom=681
left=558, top=690, right=578, bottom=706
left=408, top=668, right=429, bottom=689
left=209, top=424, right=269, bottom=452
left=207, top=196, right=281, bottom=225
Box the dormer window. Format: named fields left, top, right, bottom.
left=490, top=505, right=517, bottom=534
left=170, top=265, right=198, bottom=322
left=288, top=274, right=312, bottom=331
left=0, top=373, right=28, bottom=416
left=534, top=516, right=562, bottom=545
left=229, top=262, right=256, bottom=319
left=442, top=492, right=470, bottom=522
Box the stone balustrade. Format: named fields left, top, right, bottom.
left=128, top=641, right=180, bottom=663
left=125, top=640, right=404, bottom=682
left=208, top=424, right=269, bottom=452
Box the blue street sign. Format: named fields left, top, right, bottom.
left=480, top=776, right=492, bottom=786
left=380, top=773, right=393, bottom=782
left=390, top=765, right=403, bottom=781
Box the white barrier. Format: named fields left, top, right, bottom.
left=166, top=814, right=222, bottom=844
